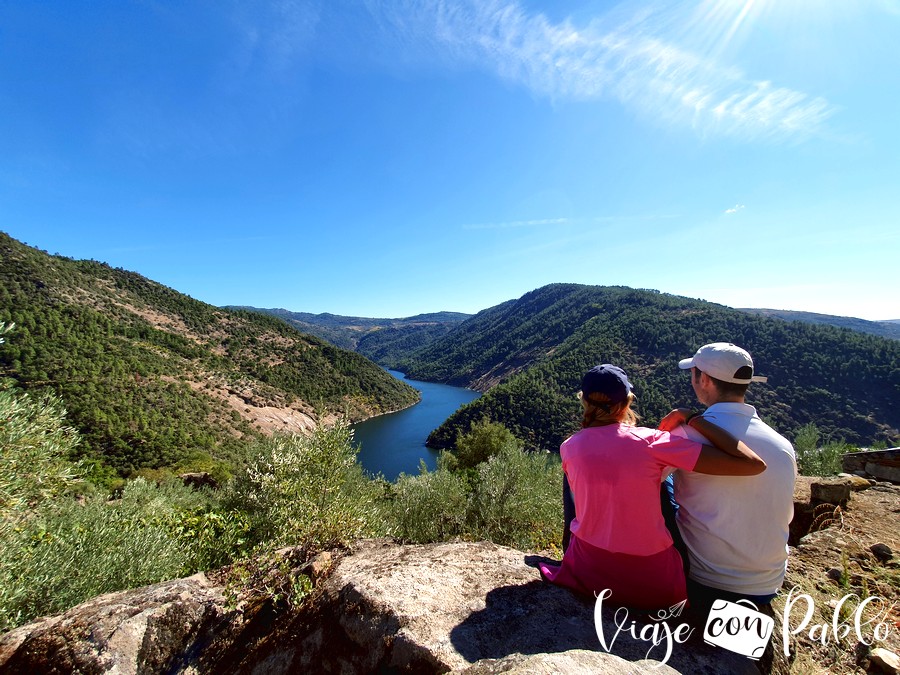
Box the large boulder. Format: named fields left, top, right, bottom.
left=0, top=573, right=229, bottom=674
left=0, top=540, right=762, bottom=674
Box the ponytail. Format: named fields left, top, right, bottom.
left=581, top=391, right=639, bottom=428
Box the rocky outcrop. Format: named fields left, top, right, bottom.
left=0, top=573, right=229, bottom=674
left=843, top=448, right=900, bottom=484
left=0, top=541, right=761, bottom=674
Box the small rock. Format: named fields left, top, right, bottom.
left=179, top=471, right=219, bottom=490
left=870, top=647, right=900, bottom=674
left=305, top=550, right=334, bottom=580
left=826, top=568, right=844, bottom=583
left=810, top=478, right=852, bottom=505
left=870, top=543, right=894, bottom=563
left=837, top=473, right=874, bottom=490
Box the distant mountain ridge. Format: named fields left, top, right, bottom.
left=233, top=307, right=471, bottom=366
left=739, top=308, right=900, bottom=341
left=393, top=284, right=899, bottom=452
left=0, top=232, right=419, bottom=477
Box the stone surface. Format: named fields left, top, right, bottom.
left=0, top=573, right=230, bottom=674
left=870, top=647, right=900, bottom=674
left=456, top=650, right=679, bottom=674
left=0, top=540, right=764, bottom=674
left=837, top=473, right=874, bottom=490
left=303, top=540, right=758, bottom=674
left=791, top=476, right=852, bottom=544
left=809, top=477, right=852, bottom=506
left=866, top=462, right=900, bottom=485
left=842, top=448, right=900, bottom=477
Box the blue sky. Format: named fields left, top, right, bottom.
left=2, top=1, right=898, bottom=320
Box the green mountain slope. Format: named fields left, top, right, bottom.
left=400, top=284, right=899, bottom=451
left=0, top=232, right=419, bottom=476
left=236, top=307, right=471, bottom=367
left=738, top=308, right=900, bottom=341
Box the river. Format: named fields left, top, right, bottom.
left=352, top=370, right=480, bottom=481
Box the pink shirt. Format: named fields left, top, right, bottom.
left=562, top=424, right=702, bottom=556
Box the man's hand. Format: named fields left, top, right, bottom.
left=659, top=407, right=695, bottom=432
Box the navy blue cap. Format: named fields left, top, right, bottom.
left=580, top=364, right=633, bottom=403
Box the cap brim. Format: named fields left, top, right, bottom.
left=678, top=358, right=695, bottom=370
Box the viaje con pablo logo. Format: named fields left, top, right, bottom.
left=593, top=586, right=895, bottom=667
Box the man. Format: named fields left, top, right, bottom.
left=660, top=342, right=797, bottom=610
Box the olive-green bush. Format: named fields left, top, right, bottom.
left=0, top=385, right=82, bottom=523
left=0, top=476, right=245, bottom=632
left=387, top=424, right=564, bottom=552
left=391, top=453, right=469, bottom=543
left=225, top=423, right=384, bottom=551
left=794, top=423, right=853, bottom=476
left=467, top=444, right=563, bottom=551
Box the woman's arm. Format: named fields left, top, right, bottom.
left=661, top=408, right=767, bottom=476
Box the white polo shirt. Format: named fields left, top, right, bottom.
left=672, top=402, right=797, bottom=596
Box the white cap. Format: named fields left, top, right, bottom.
left=678, top=342, right=768, bottom=384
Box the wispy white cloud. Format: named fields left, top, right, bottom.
left=725, top=204, right=745, bottom=214
left=463, top=217, right=569, bottom=230
left=230, top=0, right=321, bottom=77
left=363, top=0, right=834, bottom=141
left=462, top=213, right=681, bottom=229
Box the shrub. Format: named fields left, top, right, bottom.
left=390, top=453, right=468, bottom=543
left=455, top=418, right=520, bottom=469
left=391, top=422, right=565, bottom=551
left=0, top=478, right=220, bottom=631
left=225, top=422, right=383, bottom=551
left=794, top=423, right=852, bottom=476
left=0, top=383, right=247, bottom=631
left=170, top=503, right=251, bottom=572
left=467, top=444, right=563, bottom=551
left=0, top=385, right=82, bottom=523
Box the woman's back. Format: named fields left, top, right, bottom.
left=562, top=424, right=700, bottom=556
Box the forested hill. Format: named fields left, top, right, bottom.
left=400, top=284, right=899, bottom=452
left=234, top=307, right=471, bottom=367
left=0, top=232, right=419, bottom=479
left=738, top=308, right=900, bottom=341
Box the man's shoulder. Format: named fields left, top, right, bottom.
left=705, top=403, right=792, bottom=442
left=703, top=401, right=758, bottom=420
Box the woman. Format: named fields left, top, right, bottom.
left=538, top=364, right=765, bottom=609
